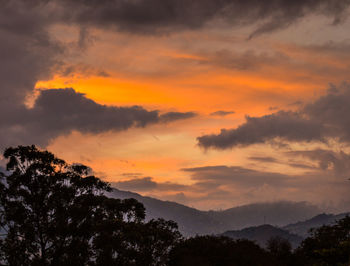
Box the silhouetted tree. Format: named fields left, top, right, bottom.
left=266, top=236, right=295, bottom=266
left=296, top=216, right=350, bottom=266
left=168, top=235, right=274, bottom=266
left=0, top=145, right=181, bottom=265
left=93, top=218, right=181, bottom=266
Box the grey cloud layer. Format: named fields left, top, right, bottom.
left=182, top=165, right=292, bottom=188
left=184, top=164, right=350, bottom=210
left=56, top=0, right=350, bottom=36
left=112, top=163, right=350, bottom=211
left=198, top=84, right=350, bottom=149
left=287, top=149, right=350, bottom=176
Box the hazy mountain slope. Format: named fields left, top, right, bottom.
left=107, top=189, right=223, bottom=236
left=207, top=201, right=320, bottom=229
left=222, top=224, right=303, bottom=248
left=283, top=212, right=350, bottom=238
left=108, top=188, right=322, bottom=236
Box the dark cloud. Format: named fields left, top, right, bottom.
left=113, top=176, right=186, bottom=192
left=55, top=63, right=111, bottom=79
left=287, top=162, right=316, bottom=170
left=114, top=177, right=158, bottom=191
left=210, top=110, right=235, bottom=116
left=2, top=0, right=349, bottom=150
left=303, top=84, right=350, bottom=142
left=207, top=49, right=289, bottom=71
left=110, top=163, right=349, bottom=211
left=0, top=1, right=60, bottom=105
left=159, top=111, right=197, bottom=123
left=0, top=1, right=61, bottom=148
left=182, top=165, right=292, bottom=188
left=198, top=84, right=350, bottom=149
left=55, top=0, right=350, bottom=37
left=249, top=156, right=316, bottom=169
left=179, top=164, right=350, bottom=211
left=248, top=156, right=278, bottom=163
left=198, top=111, right=324, bottom=149
left=0, top=1, right=198, bottom=149
left=287, top=149, right=350, bottom=176
left=6, top=0, right=348, bottom=37
left=0, top=88, right=196, bottom=147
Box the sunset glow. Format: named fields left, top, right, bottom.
left=2, top=0, right=350, bottom=211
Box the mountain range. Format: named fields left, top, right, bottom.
left=222, top=224, right=304, bottom=248
left=283, top=212, right=349, bottom=238
left=107, top=188, right=345, bottom=236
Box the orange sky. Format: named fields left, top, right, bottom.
left=29, top=16, right=350, bottom=211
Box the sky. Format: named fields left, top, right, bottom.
left=2, top=0, right=350, bottom=211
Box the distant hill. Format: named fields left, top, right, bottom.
left=222, top=224, right=303, bottom=248
left=107, top=188, right=321, bottom=236
left=283, top=212, right=350, bottom=238
left=107, top=189, right=221, bottom=236
left=206, top=201, right=321, bottom=229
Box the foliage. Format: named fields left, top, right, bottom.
left=266, top=236, right=295, bottom=266
left=0, top=145, right=181, bottom=266
left=296, top=215, right=350, bottom=266
left=168, top=235, right=275, bottom=266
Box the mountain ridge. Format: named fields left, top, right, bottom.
left=222, top=224, right=304, bottom=248
left=107, top=188, right=322, bottom=236
left=283, top=212, right=350, bottom=237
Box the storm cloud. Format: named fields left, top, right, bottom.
left=198, top=84, right=350, bottom=149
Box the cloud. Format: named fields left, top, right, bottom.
left=111, top=162, right=350, bottom=211
left=208, top=49, right=289, bottom=71
left=159, top=111, right=197, bottom=123
left=210, top=110, right=235, bottom=117
left=0, top=2, right=202, bottom=149
left=0, top=1, right=60, bottom=105
left=180, top=164, right=350, bottom=211
left=114, top=177, right=158, bottom=191
left=248, top=156, right=316, bottom=169
left=7, top=0, right=349, bottom=38
left=54, top=0, right=350, bottom=37
left=198, top=84, right=350, bottom=149
left=287, top=149, right=350, bottom=176
left=248, top=156, right=278, bottom=163
left=0, top=88, right=196, bottom=147
left=182, top=165, right=292, bottom=188
left=198, top=111, right=324, bottom=149
left=113, top=176, right=187, bottom=192
left=287, top=162, right=316, bottom=170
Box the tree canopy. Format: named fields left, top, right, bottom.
left=296, top=215, right=350, bottom=266
left=0, top=145, right=181, bottom=266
